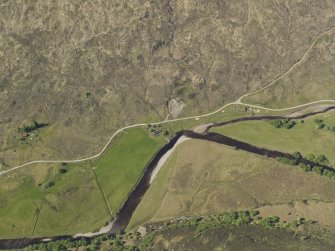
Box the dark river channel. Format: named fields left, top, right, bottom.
left=1, top=106, right=335, bottom=249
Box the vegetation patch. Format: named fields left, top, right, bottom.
left=15, top=121, right=49, bottom=144
left=94, top=128, right=166, bottom=214
left=211, top=110, right=335, bottom=162
left=20, top=211, right=317, bottom=251
left=0, top=163, right=109, bottom=238
left=129, top=140, right=335, bottom=230
left=271, top=119, right=296, bottom=129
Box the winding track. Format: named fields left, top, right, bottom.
left=1, top=26, right=335, bottom=177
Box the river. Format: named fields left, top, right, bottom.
left=1, top=107, right=335, bottom=249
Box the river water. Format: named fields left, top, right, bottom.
left=1, top=106, right=335, bottom=249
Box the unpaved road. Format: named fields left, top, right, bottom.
left=1, top=25, right=335, bottom=177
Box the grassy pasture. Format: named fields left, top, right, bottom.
left=211, top=110, right=335, bottom=163
left=0, top=163, right=109, bottom=238
left=33, top=164, right=109, bottom=237
left=94, top=127, right=166, bottom=214
left=129, top=139, right=335, bottom=230
left=0, top=127, right=166, bottom=238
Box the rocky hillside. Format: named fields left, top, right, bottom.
left=1, top=0, right=335, bottom=166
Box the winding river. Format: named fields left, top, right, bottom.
left=1, top=107, right=335, bottom=249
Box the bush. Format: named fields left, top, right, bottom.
left=271, top=120, right=283, bottom=128
left=314, top=119, right=325, bottom=129
left=306, top=153, right=315, bottom=161
left=59, top=167, right=68, bottom=174
left=250, top=210, right=259, bottom=217
left=315, top=154, right=329, bottom=164
left=292, top=152, right=302, bottom=159
left=300, top=164, right=312, bottom=172
left=316, top=123, right=325, bottom=129
left=323, top=169, right=335, bottom=178
left=271, top=119, right=296, bottom=129
left=22, top=121, right=49, bottom=133
left=260, top=216, right=280, bottom=227
left=276, top=156, right=298, bottom=166
left=312, top=166, right=323, bottom=175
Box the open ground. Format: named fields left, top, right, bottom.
left=129, top=139, right=335, bottom=233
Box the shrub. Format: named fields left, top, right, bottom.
left=306, top=153, right=315, bottom=161
left=59, top=167, right=68, bottom=174
left=271, top=119, right=296, bottom=129
left=316, top=123, right=325, bottom=129
left=271, top=120, right=283, bottom=128
left=323, top=169, right=335, bottom=178
left=250, top=210, right=259, bottom=217
left=312, top=166, right=323, bottom=175
left=260, top=216, right=280, bottom=227
left=292, top=152, right=302, bottom=159
left=315, top=154, right=328, bottom=164
left=276, top=156, right=298, bottom=166
left=300, top=164, right=312, bottom=172
left=22, top=121, right=49, bottom=133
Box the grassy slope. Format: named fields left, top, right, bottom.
left=129, top=139, right=335, bottom=230
left=34, top=165, right=109, bottom=237
left=95, top=128, right=166, bottom=213
left=212, top=110, right=335, bottom=163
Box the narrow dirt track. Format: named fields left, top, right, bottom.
left=2, top=25, right=335, bottom=177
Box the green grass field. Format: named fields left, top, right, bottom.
left=161, top=106, right=285, bottom=141
left=211, top=110, right=335, bottom=163
left=0, top=127, right=166, bottom=238
left=94, top=127, right=166, bottom=214
left=0, top=173, right=44, bottom=238
left=0, top=164, right=109, bottom=238
left=33, top=164, right=109, bottom=237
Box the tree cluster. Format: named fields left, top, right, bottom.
left=276, top=152, right=335, bottom=179
left=314, top=118, right=335, bottom=132
left=24, top=234, right=139, bottom=251
left=271, top=119, right=296, bottom=129
left=18, top=121, right=49, bottom=134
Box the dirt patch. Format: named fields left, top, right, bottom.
left=295, top=200, right=335, bottom=228
left=258, top=204, right=296, bottom=223
left=168, top=99, right=185, bottom=118
left=192, top=123, right=214, bottom=134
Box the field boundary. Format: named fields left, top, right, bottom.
left=93, top=167, right=113, bottom=217
left=31, top=193, right=46, bottom=237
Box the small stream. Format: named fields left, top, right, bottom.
left=1, top=107, right=335, bottom=249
